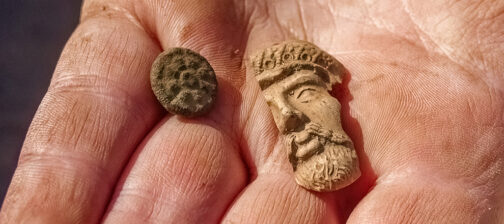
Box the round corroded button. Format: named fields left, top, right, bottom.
left=150, top=48, right=218, bottom=117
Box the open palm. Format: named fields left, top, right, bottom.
left=2, top=0, right=503, bottom=223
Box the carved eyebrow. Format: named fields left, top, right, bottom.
left=295, top=87, right=317, bottom=98
left=283, top=75, right=325, bottom=95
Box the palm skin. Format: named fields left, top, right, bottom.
left=1, top=0, right=503, bottom=223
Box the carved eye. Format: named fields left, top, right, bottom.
left=296, top=87, right=318, bottom=103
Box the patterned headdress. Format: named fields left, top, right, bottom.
left=251, top=40, right=344, bottom=90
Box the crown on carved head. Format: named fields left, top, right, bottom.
left=251, top=40, right=340, bottom=76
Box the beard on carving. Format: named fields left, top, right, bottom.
left=287, top=122, right=359, bottom=192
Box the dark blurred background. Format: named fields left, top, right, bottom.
left=0, top=0, right=82, bottom=206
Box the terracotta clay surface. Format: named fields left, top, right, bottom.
left=251, top=40, right=360, bottom=192
left=150, top=48, right=217, bottom=117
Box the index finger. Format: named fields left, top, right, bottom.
left=0, top=1, right=162, bottom=222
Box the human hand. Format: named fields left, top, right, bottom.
left=1, top=0, right=503, bottom=223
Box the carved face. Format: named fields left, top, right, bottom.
left=262, top=68, right=359, bottom=191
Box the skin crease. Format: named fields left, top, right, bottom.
left=0, top=0, right=503, bottom=223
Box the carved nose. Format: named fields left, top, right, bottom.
left=279, top=108, right=304, bottom=133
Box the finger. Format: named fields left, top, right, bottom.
left=223, top=172, right=339, bottom=223
left=102, top=0, right=249, bottom=222
left=103, top=118, right=247, bottom=223
left=347, top=171, right=490, bottom=223
left=0, top=1, right=162, bottom=222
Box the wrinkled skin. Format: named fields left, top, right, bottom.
left=1, top=0, right=503, bottom=223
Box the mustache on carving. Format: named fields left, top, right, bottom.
left=288, top=123, right=352, bottom=148
left=304, top=123, right=351, bottom=145
left=287, top=122, right=353, bottom=170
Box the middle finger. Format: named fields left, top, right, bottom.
left=103, top=0, right=250, bottom=222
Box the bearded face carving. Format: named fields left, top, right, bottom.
left=251, top=40, right=360, bottom=192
